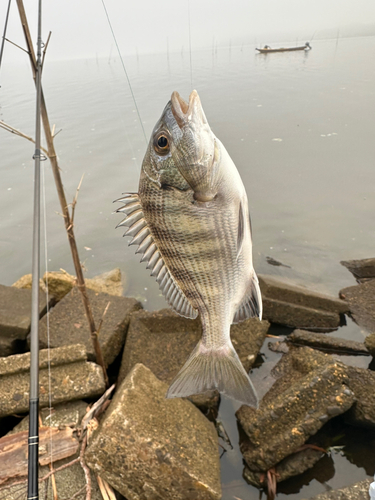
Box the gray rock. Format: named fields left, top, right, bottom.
left=259, top=274, right=349, bottom=313
left=341, top=258, right=375, bottom=283
left=365, top=333, right=375, bottom=356
left=236, top=362, right=355, bottom=471
left=258, top=274, right=348, bottom=330
left=302, top=479, right=371, bottom=499
left=38, top=287, right=142, bottom=365
left=262, top=297, right=342, bottom=330
left=85, top=363, right=222, bottom=500
left=243, top=447, right=325, bottom=487
left=339, top=279, right=375, bottom=332
left=0, top=400, right=103, bottom=500
left=288, top=330, right=369, bottom=355
left=0, top=344, right=105, bottom=417
left=118, top=308, right=269, bottom=411
left=0, top=283, right=49, bottom=356
left=267, top=346, right=375, bottom=429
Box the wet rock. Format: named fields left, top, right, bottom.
left=0, top=344, right=105, bottom=418
left=339, top=279, right=375, bottom=332
left=243, top=447, right=324, bottom=487
left=0, top=400, right=103, bottom=500
left=259, top=274, right=349, bottom=313
left=85, top=363, right=222, bottom=500
left=268, top=345, right=375, bottom=429
left=258, top=274, right=348, bottom=330
left=341, top=258, right=375, bottom=283
left=262, top=298, right=341, bottom=330
left=118, top=308, right=269, bottom=411
left=236, top=362, right=355, bottom=471
left=0, top=283, right=49, bottom=356
left=343, top=366, right=375, bottom=429
left=288, top=329, right=369, bottom=355
left=302, top=479, right=371, bottom=499
left=38, top=287, right=141, bottom=365
left=364, top=333, right=375, bottom=356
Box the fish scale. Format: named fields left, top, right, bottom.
left=116, top=90, right=262, bottom=406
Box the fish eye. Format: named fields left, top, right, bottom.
left=154, top=132, right=170, bottom=156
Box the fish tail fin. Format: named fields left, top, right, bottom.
left=166, top=340, right=258, bottom=408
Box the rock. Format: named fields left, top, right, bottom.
left=12, top=273, right=46, bottom=291
left=0, top=283, right=49, bottom=356
left=340, top=279, right=375, bottom=332
left=43, top=269, right=76, bottom=301
left=0, top=344, right=105, bottom=418
left=236, top=362, right=355, bottom=471
left=243, top=447, right=325, bottom=487
left=302, top=479, right=371, bottom=499
left=85, top=268, right=124, bottom=296
left=118, top=308, right=269, bottom=412
left=365, top=333, right=375, bottom=356
left=0, top=400, right=103, bottom=500
left=85, top=363, right=222, bottom=500
left=342, top=366, right=375, bottom=429
left=258, top=274, right=348, bottom=330
left=267, top=346, right=375, bottom=429
left=41, top=268, right=124, bottom=303
left=259, top=274, right=349, bottom=313
left=262, top=298, right=342, bottom=330
left=341, top=258, right=375, bottom=283
left=288, top=329, right=369, bottom=355
left=38, top=287, right=142, bottom=366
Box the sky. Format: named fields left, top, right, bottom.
left=2, top=0, right=375, bottom=63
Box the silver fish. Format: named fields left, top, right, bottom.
left=116, top=90, right=262, bottom=407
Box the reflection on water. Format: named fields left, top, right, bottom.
left=1, top=36, right=375, bottom=499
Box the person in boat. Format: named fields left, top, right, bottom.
left=263, top=45, right=270, bottom=50
left=305, top=42, right=312, bottom=50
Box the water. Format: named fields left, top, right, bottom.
left=1, top=36, right=375, bottom=498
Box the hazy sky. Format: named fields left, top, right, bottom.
left=2, top=0, right=375, bottom=63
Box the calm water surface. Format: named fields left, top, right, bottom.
left=1, top=36, right=375, bottom=499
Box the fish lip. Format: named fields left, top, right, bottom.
left=171, top=90, right=199, bottom=128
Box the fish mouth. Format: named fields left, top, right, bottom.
left=171, top=90, right=207, bottom=129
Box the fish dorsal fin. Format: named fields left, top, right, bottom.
left=115, top=193, right=198, bottom=320
left=237, top=201, right=245, bottom=259
left=233, top=271, right=263, bottom=323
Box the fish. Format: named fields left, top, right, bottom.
left=115, top=90, right=262, bottom=407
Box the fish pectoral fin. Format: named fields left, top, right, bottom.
left=166, top=340, right=258, bottom=407
left=115, top=192, right=198, bottom=320
left=233, top=271, right=263, bottom=323
left=237, top=201, right=245, bottom=259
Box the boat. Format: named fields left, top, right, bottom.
left=256, top=42, right=311, bottom=53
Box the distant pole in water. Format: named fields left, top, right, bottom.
left=27, top=0, right=43, bottom=497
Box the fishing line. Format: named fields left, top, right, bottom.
left=100, top=0, right=147, bottom=145
left=187, top=0, right=193, bottom=88
left=41, top=157, right=54, bottom=480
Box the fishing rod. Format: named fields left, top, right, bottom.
left=28, top=0, right=44, bottom=497
left=0, top=0, right=12, bottom=84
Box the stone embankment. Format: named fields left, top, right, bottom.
left=1, top=261, right=375, bottom=500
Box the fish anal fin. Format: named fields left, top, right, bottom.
left=233, top=271, right=263, bottom=323
left=115, top=192, right=198, bottom=320
left=166, top=340, right=258, bottom=407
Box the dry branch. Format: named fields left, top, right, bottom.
left=11, top=0, right=109, bottom=386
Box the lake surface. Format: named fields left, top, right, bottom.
left=1, top=36, right=375, bottom=499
